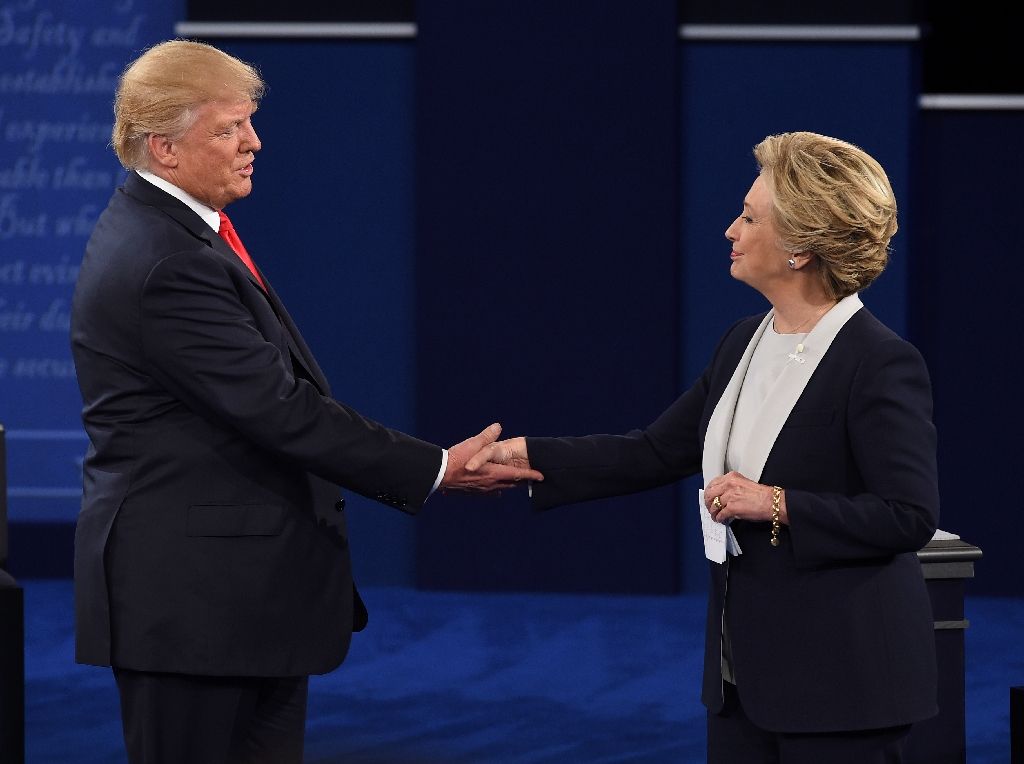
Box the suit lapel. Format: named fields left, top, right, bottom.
left=736, top=294, right=863, bottom=481
left=702, top=313, right=771, bottom=485
left=208, top=231, right=268, bottom=294
left=702, top=294, right=864, bottom=485
left=123, top=172, right=268, bottom=294
left=121, top=172, right=330, bottom=394
left=260, top=280, right=332, bottom=394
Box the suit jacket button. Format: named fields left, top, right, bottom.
left=335, top=499, right=346, bottom=512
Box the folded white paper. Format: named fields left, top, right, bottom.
left=698, top=489, right=742, bottom=564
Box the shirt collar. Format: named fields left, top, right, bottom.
left=136, top=170, right=222, bottom=233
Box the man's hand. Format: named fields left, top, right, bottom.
left=441, top=423, right=543, bottom=492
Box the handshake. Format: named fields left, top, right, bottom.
left=438, top=423, right=540, bottom=493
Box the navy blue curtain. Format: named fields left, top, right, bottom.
left=414, top=1, right=682, bottom=593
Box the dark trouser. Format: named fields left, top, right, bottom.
left=113, top=668, right=308, bottom=764
left=707, top=682, right=912, bottom=764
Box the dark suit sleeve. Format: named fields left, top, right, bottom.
left=527, top=367, right=708, bottom=510
left=525, top=317, right=762, bottom=511
left=786, top=336, right=939, bottom=565
left=139, top=248, right=441, bottom=509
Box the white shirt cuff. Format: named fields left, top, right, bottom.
left=428, top=449, right=448, bottom=497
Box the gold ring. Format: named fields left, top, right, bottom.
left=712, top=495, right=722, bottom=510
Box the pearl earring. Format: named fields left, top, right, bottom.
left=787, top=259, right=796, bottom=270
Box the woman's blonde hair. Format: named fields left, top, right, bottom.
left=753, top=131, right=897, bottom=300
left=112, top=39, right=265, bottom=170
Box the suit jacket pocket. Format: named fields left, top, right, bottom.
left=783, top=408, right=836, bottom=428
left=186, top=504, right=286, bottom=537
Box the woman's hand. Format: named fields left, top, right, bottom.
left=443, top=425, right=543, bottom=492
left=704, top=471, right=785, bottom=525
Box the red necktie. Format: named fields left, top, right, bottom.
left=217, top=210, right=266, bottom=290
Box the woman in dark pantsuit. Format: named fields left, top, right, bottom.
left=470, top=132, right=939, bottom=764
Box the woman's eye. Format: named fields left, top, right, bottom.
left=741, top=215, right=755, bottom=224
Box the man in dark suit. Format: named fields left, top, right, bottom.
left=70, top=39, right=540, bottom=764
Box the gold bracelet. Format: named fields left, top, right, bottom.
left=770, top=486, right=782, bottom=547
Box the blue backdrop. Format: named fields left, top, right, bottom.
left=0, top=0, right=178, bottom=525
left=1, top=3, right=1018, bottom=596
left=412, top=1, right=681, bottom=595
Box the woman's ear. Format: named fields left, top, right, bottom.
left=789, top=252, right=816, bottom=271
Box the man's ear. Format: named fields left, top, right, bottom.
left=146, top=133, right=178, bottom=169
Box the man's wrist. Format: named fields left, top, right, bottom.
left=428, top=448, right=449, bottom=497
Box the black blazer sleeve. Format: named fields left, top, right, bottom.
left=526, top=316, right=752, bottom=509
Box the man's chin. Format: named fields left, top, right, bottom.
left=223, top=181, right=253, bottom=207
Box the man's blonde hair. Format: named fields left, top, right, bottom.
left=754, top=131, right=897, bottom=300
left=111, top=39, right=265, bottom=170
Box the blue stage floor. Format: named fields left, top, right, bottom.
left=19, top=580, right=1023, bottom=762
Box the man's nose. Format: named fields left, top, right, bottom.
left=243, top=122, right=261, bottom=153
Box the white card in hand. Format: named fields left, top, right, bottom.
left=698, top=488, right=743, bottom=564
left=698, top=489, right=727, bottom=564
